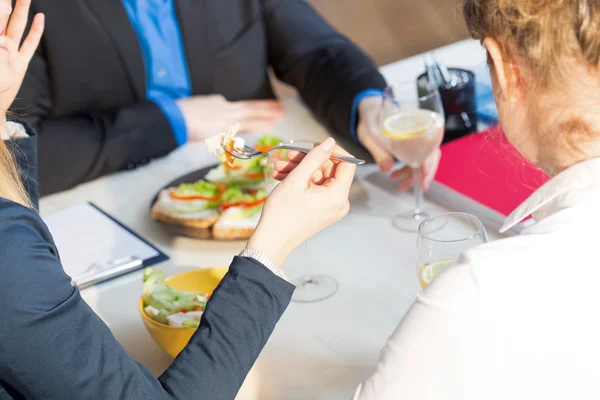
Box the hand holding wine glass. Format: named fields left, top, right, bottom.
left=356, top=95, right=442, bottom=191
left=373, top=81, right=445, bottom=232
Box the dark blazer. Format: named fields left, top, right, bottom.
left=4, top=118, right=39, bottom=209
left=14, top=0, right=386, bottom=195
left=0, top=199, right=294, bottom=399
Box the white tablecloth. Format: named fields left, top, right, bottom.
left=39, top=39, right=491, bottom=400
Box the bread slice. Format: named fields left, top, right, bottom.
left=212, top=225, right=255, bottom=240
left=211, top=206, right=261, bottom=240
left=151, top=206, right=219, bottom=229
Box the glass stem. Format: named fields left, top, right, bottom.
left=413, top=166, right=424, bottom=215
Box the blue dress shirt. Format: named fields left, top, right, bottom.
left=122, top=0, right=191, bottom=146
left=123, top=0, right=380, bottom=147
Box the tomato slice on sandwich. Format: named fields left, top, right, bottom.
left=219, top=186, right=267, bottom=211
left=169, top=181, right=227, bottom=201
left=220, top=196, right=266, bottom=211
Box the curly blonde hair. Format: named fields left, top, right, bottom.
left=463, top=0, right=600, bottom=173
left=463, top=0, right=600, bottom=85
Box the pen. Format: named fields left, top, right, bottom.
left=74, top=256, right=143, bottom=289
left=435, top=55, right=454, bottom=88
left=425, top=52, right=438, bottom=87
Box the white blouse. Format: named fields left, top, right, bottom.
left=354, top=157, right=600, bottom=400
left=1, top=121, right=27, bottom=140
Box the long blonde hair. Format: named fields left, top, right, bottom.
left=462, top=0, right=600, bottom=173
left=463, top=0, right=600, bottom=86
left=0, top=128, right=31, bottom=207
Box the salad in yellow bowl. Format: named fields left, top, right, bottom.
left=139, top=267, right=227, bottom=358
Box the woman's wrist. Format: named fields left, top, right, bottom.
left=239, top=248, right=290, bottom=282
left=246, top=224, right=295, bottom=268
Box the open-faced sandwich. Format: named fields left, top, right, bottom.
left=152, top=127, right=281, bottom=240
left=152, top=180, right=267, bottom=240
left=151, top=180, right=225, bottom=231
left=213, top=185, right=267, bottom=240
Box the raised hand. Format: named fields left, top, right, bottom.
left=0, top=0, right=44, bottom=117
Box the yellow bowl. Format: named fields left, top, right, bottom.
left=139, top=267, right=228, bottom=358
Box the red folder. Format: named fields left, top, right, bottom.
left=426, top=125, right=550, bottom=234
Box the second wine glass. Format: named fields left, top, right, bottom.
left=416, top=212, right=488, bottom=288
left=374, top=81, right=445, bottom=232
left=265, top=139, right=339, bottom=302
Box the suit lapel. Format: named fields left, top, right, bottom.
left=84, top=0, right=146, bottom=98
left=175, top=0, right=214, bottom=94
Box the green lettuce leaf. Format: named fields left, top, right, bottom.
left=142, top=268, right=207, bottom=324
left=240, top=203, right=264, bottom=218
left=174, top=180, right=222, bottom=197
left=255, top=189, right=268, bottom=200
left=257, top=135, right=284, bottom=147
left=182, top=320, right=200, bottom=328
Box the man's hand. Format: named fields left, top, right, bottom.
left=176, top=95, right=285, bottom=141
left=356, top=95, right=441, bottom=191
left=356, top=96, right=395, bottom=174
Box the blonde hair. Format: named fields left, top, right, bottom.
left=463, top=0, right=600, bottom=86
left=0, top=128, right=31, bottom=208
left=463, top=0, right=600, bottom=173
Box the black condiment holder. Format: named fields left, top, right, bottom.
left=417, top=67, right=478, bottom=143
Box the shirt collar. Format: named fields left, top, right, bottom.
left=501, top=157, right=600, bottom=233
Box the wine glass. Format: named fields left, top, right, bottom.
left=374, top=81, right=445, bottom=232
left=265, top=139, right=339, bottom=302
left=416, top=212, right=488, bottom=288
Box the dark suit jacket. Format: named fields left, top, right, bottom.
left=14, top=0, right=386, bottom=195
left=0, top=198, right=294, bottom=399
left=4, top=118, right=39, bottom=209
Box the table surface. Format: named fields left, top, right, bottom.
left=40, top=39, right=491, bottom=400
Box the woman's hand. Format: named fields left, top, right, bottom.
left=0, top=0, right=44, bottom=118
left=246, top=137, right=356, bottom=266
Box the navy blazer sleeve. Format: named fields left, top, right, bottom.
left=0, top=199, right=294, bottom=400
left=262, top=0, right=387, bottom=137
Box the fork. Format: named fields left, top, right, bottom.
left=224, top=144, right=366, bottom=165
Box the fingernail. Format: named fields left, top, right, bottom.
left=322, top=137, right=335, bottom=151
left=0, top=4, right=11, bottom=16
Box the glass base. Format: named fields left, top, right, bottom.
left=291, top=274, right=339, bottom=303
left=392, top=209, right=429, bottom=232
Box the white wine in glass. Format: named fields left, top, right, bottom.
left=417, top=212, right=488, bottom=288
left=375, top=81, right=445, bottom=232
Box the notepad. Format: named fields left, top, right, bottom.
left=426, top=125, right=550, bottom=235
left=43, top=203, right=168, bottom=286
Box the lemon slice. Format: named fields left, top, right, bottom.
left=383, top=111, right=435, bottom=140
left=419, top=259, right=457, bottom=287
